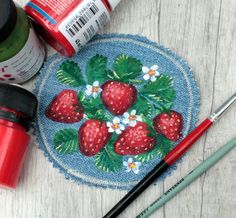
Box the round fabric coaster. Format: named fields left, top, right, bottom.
left=34, top=34, right=200, bottom=190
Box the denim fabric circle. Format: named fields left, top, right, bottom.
left=34, top=34, right=200, bottom=190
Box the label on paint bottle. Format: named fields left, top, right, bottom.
left=58, top=0, right=110, bottom=50
left=0, top=29, right=45, bottom=83
left=25, top=0, right=115, bottom=56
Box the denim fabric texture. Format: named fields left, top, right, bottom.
left=33, top=34, right=200, bottom=190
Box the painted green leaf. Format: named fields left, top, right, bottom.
left=135, top=146, right=160, bottom=162
left=83, top=97, right=112, bottom=121
left=95, top=135, right=123, bottom=172
left=132, top=95, right=152, bottom=118
left=153, top=102, right=174, bottom=115
left=140, top=75, right=176, bottom=109
left=57, top=60, right=85, bottom=87
left=54, top=129, right=78, bottom=154
left=110, top=55, right=142, bottom=82
left=155, top=135, right=173, bottom=158
left=86, top=54, right=109, bottom=84
left=135, top=135, right=173, bottom=162
left=77, top=92, right=86, bottom=102
left=129, top=79, right=146, bottom=85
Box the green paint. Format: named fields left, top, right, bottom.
left=0, top=1, right=45, bottom=83
left=0, top=7, right=29, bottom=62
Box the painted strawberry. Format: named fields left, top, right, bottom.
left=114, top=122, right=156, bottom=155
left=46, top=90, right=84, bottom=123
left=153, top=111, right=183, bottom=141
left=78, top=120, right=112, bottom=156
left=101, top=81, right=137, bottom=115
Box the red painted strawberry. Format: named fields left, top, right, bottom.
left=153, top=111, right=183, bottom=141
left=101, top=81, right=137, bottom=115
left=114, top=122, right=156, bottom=155
left=46, top=90, right=84, bottom=123
left=78, top=120, right=111, bottom=156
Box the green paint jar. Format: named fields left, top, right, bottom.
left=0, top=0, right=45, bottom=83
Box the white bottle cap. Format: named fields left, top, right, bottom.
left=108, top=0, right=121, bottom=10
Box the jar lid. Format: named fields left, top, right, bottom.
left=0, top=83, right=38, bottom=129
left=108, top=0, right=121, bottom=10
left=0, top=0, right=17, bottom=43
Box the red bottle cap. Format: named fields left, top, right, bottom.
left=0, top=83, right=38, bottom=130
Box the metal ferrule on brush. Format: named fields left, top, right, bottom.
left=209, top=93, right=236, bottom=122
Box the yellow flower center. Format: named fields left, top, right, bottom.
left=148, top=69, right=156, bottom=76
left=128, top=162, right=136, bottom=169
left=92, top=86, right=99, bottom=93
left=129, top=115, right=137, bottom=121
left=112, top=123, right=120, bottom=130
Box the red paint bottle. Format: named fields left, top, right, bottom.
left=0, top=83, right=37, bottom=189
left=25, top=0, right=121, bottom=57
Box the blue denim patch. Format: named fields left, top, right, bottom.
left=33, top=34, right=200, bottom=190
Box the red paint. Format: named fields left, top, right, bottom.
left=0, top=119, right=29, bottom=189
left=164, top=118, right=213, bottom=165
left=0, top=84, right=37, bottom=189
left=25, top=0, right=119, bottom=57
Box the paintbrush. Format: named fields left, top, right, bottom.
left=103, top=93, right=236, bottom=218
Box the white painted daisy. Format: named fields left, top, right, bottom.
left=123, top=158, right=141, bottom=174
left=122, top=110, right=142, bottom=127
left=85, top=81, right=102, bottom=98
left=106, top=117, right=125, bottom=134
left=142, top=65, right=160, bottom=82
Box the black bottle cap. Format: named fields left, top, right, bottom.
left=0, top=0, right=17, bottom=43
left=0, top=83, right=38, bottom=130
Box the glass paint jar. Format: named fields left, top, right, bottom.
left=0, top=0, right=45, bottom=84
left=25, top=0, right=121, bottom=57
left=0, top=83, right=38, bottom=189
